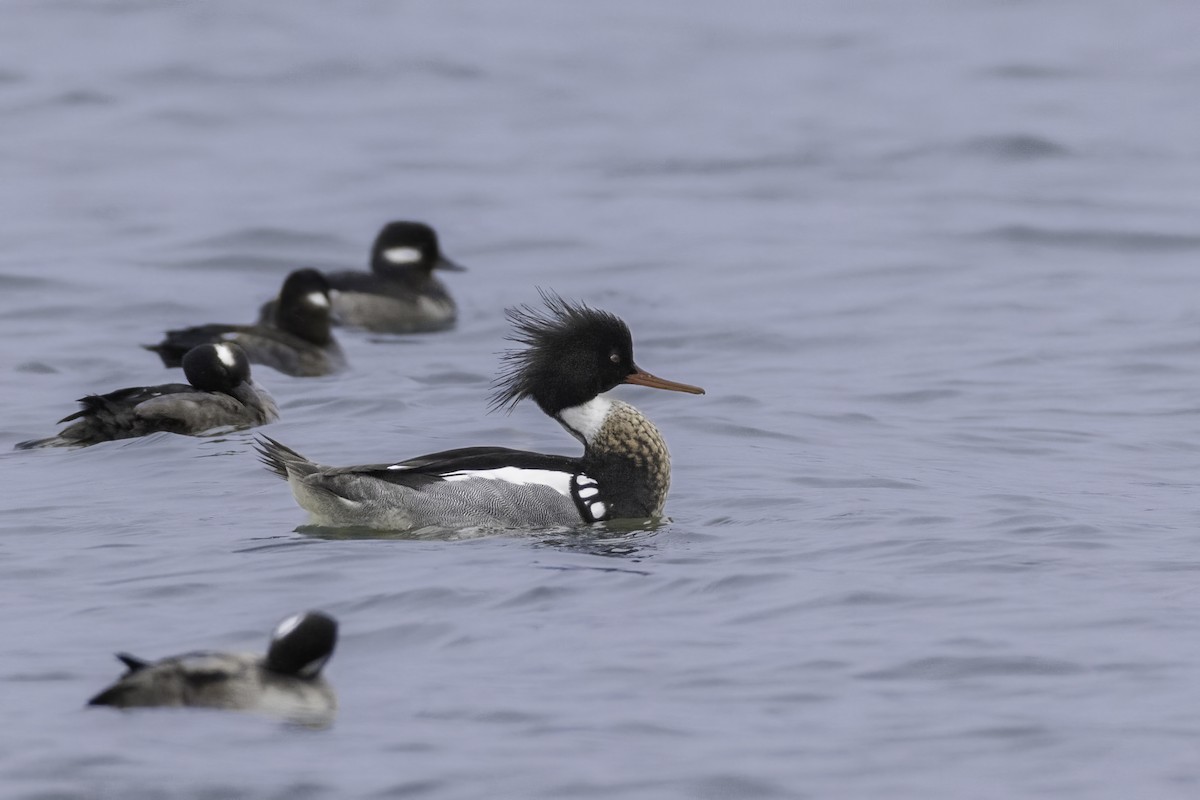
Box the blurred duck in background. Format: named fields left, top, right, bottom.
left=88, top=611, right=338, bottom=727
left=259, top=221, right=465, bottom=334
left=147, top=268, right=344, bottom=378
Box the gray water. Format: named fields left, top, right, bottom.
left=3, top=0, right=1200, bottom=797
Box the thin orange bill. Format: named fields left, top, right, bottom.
left=624, top=367, right=705, bottom=395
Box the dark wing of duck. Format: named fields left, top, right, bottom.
left=13, top=383, right=195, bottom=448
left=145, top=324, right=330, bottom=376
left=332, top=446, right=583, bottom=489
left=58, top=384, right=194, bottom=424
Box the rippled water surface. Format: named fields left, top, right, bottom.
left=4, top=1, right=1200, bottom=798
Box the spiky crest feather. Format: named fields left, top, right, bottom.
left=489, top=290, right=630, bottom=413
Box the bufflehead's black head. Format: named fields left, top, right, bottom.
left=278, top=268, right=331, bottom=310
left=491, top=291, right=704, bottom=416
left=371, top=221, right=465, bottom=274
left=182, top=342, right=252, bottom=394
left=275, top=268, right=335, bottom=344
left=265, top=611, right=337, bottom=679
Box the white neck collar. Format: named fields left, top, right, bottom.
left=555, top=395, right=613, bottom=446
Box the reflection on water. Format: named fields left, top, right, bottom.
left=296, top=518, right=664, bottom=558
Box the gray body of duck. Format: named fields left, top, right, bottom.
left=88, top=611, right=337, bottom=726
left=16, top=342, right=278, bottom=449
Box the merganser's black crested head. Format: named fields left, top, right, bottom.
left=182, top=342, right=252, bottom=394
left=275, top=268, right=335, bottom=345
left=371, top=221, right=465, bottom=274
left=491, top=292, right=704, bottom=416
left=265, top=611, right=337, bottom=678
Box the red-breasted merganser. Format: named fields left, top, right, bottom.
left=255, top=293, right=704, bottom=531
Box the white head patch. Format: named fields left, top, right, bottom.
left=304, top=291, right=330, bottom=309
left=214, top=343, right=238, bottom=369
left=382, top=246, right=422, bottom=265
left=273, top=613, right=304, bottom=641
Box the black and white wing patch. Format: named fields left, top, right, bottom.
left=571, top=474, right=608, bottom=523
left=365, top=447, right=583, bottom=490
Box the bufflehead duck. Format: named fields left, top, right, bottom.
left=147, top=268, right=344, bottom=378
left=88, top=611, right=337, bottom=726
left=256, top=293, right=704, bottom=531
left=16, top=342, right=278, bottom=449
left=260, top=221, right=464, bottom=333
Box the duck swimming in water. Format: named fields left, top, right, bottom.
left=256, top=293, right=704, bottom=532
left=87, top=611, right=337, bottom=726
left=258, top=221, right=465, bottom=334
left=146, top=268, right=344, bottom=378
left=16, top=342, right=278, bottom=449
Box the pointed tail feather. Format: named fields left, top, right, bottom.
left=255, top=435, right=312, bottom=480
left=116, top=652, right=150, bottom=674
left=87, top=684, right=127, bottom=707
left=87, top=652, right=150, bottom=707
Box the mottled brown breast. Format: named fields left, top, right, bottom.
left=589, top=400, right=672, bottom=516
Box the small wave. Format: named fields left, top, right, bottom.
left=495, top=584, right=579, bottom=608
left=161, top=254, right=320, bottom=274
left=791, top=476, right=921, bottom=490
left=807, top=412, right=882, bottom=426
left=354, top=620, right=456, bottom=647
left=687, top=773, right=790, bottom=799
left=696, top=421, right=806, bottom=442
left=408, top=370, right=490, bottom=387
left=859, top=655, right=1085, bottom=681
left=888, top=134, right=1070, bottom=163
left=479, top=237, right=586, bottom=256
left=981, top=225, right=1200, bottom=252
left=51, top=88, right=116, bottom=106
left=406, top=58, right=486, bottom=81
left=131, top=63, right=223, bottom=86
left=340, top=587, right=482, bottom=612
left=699, top=572, right=791, bottom=595
left=0, top=273, right=60, bottom=290
left=377, top=779, right=446, bottom=798
left=605, top=151, right=818, bottom=178
left=981, top=63, right=1079, bottom=80
left=14, top=361, right=57, bottom=374
left=863, top=389, right=961, bottom=404
left=190, top=227, right=344, bottom=252
left=958, top=134, right=1071, bottom=160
